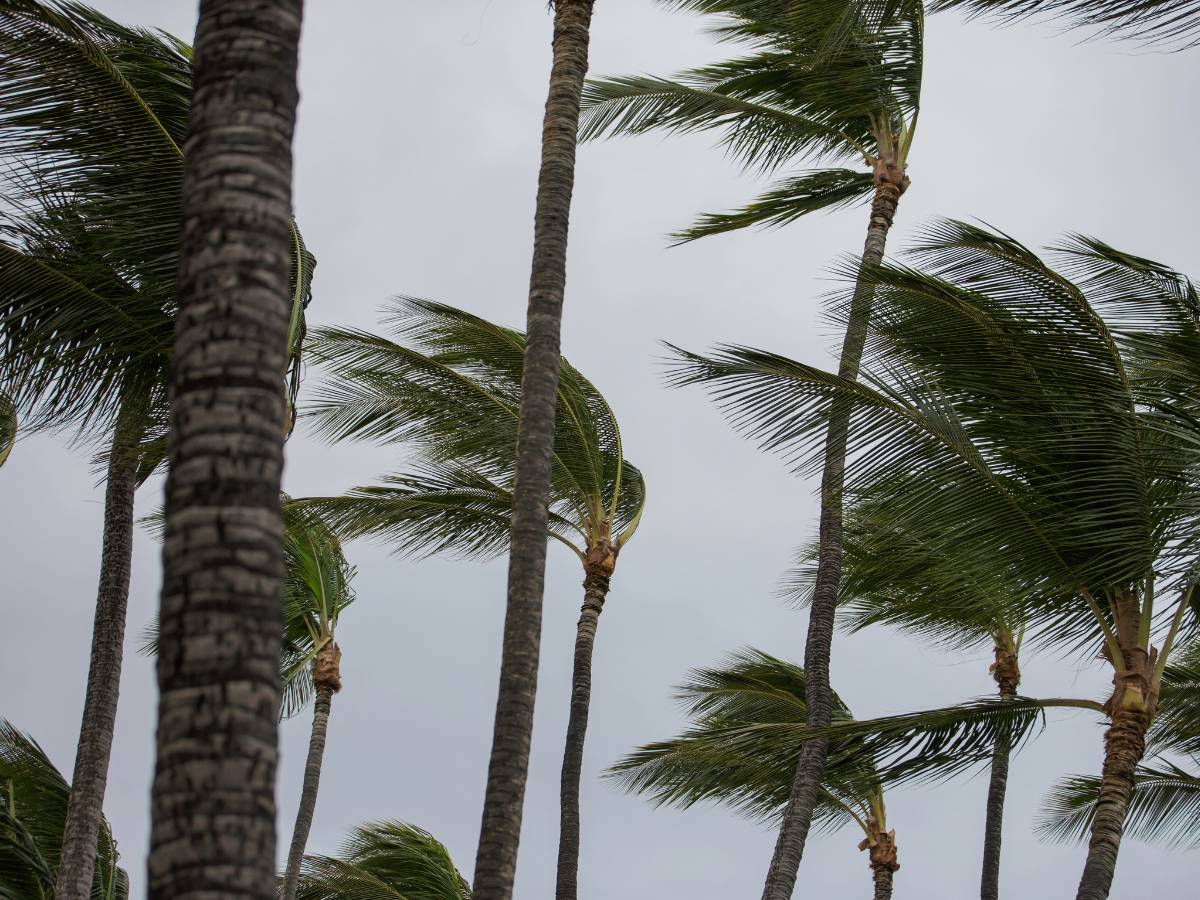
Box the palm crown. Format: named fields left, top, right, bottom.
left=302, top=298, right=646, bottom=567
left=579, top=0, right=921, bottom=241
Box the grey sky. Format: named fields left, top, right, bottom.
left=2, top=2, right=1197, bottom=898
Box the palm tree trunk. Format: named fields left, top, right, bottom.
left=872, top=866, right=894, bottom=900
left=280, top=684, right=335, bottom=900
left=1073, top=707, right=1150, bottom=900
left=760, top=162, right=908, bottom=900
left=146, top=1, right=302, bottom=897
left=981, top=640, right=1020, bottom=900
left=54, top=422, right=138, bottom=900
left=472, top=3, right=594, bottom=899
left=555, top=566, right=611, bottom=900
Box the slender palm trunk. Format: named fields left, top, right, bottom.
left=861, top=822, right=899, bottom=900
left=981, top=638, right=1020, bottom=900
left=473, top=3, right=594, bottom=898
left=280, top=646, right=340, bottom=900
left=54, top=422, right=138, bottom=900
left=872, top=866, right=894, bottom=900
left=1074, top=650, right=1154, bottom=900
left=555, top=563, right=612, bottom=900
left=761, top=162, right=908, bottom=900
left=146, top=2, right=301, bottom=897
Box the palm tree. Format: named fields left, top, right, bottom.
left=667, top=219, right=1200, bottom=900
left=580, top=8, right=921, bottom=894
left=279, top=505, right=357, bottom=900
left=481, top=2, right=598, bottom=894
left=782, top=496, right=1028, bottom=900
left=301, top=298, right=646, bottom=900
left=294, top=821, right=470, bottom=900
left=609, top=650, right=901, bottom=899
left=0, top=6, right=313, bottom=897
left=926, top=0, right=1200, bottom=47
left=0, top=720, right=128, bottom=899
left=147, top=0, right=304, bottom=896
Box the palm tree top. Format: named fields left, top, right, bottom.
left=303, top=298, right=646, bottom=566
left=668, top=219, right=1200, bottom=655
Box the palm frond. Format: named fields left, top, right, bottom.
left=295, top=820, right=470, bottom=900
left=927, top=0, right=1200, bottom=47
left=1037, top=758, right=1200, bottom=849
left=671, top=169, right=874, bottom=242
left=0, top=391, right=14, bottom=467
left=0, top=719, right=128, bottom=899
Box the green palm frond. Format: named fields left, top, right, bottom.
left=0, top=720, right=128, bottom=899
left=295, top=821, right=470, bottom=900
left=1037, top=758, right=1200, bottom=849
left=0, top=0, right=314, bottom=454
left=667, top=219, right=1200, bottom=656
left=671, top=169, right=874, bottom=242
left=608, top=649, right=881, bottom=833
left=304, top=299, right=645, bottom=555
left=927, top=0, right=1200, bottom=47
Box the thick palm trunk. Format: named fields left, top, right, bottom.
left=472, top=3, right=594, bottom=899
left=280, top=647, right=339, bottom=900
left=872, top=866, right=894, bottom=900
left=146, top=2, right=302, bottom=897
left=555, top=564, right=612, bottom=900
left=981, top=639, right=1020, bottom=900
left=54, top=424, right=138, bottom=900
left=1074, top=691, right=1151, bottom=898
left=760, top=163, right=907, bottom=900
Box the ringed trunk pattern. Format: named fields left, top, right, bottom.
left=280, top=642, right=342, bottom=900
left=980, top=634, right=1020, bottom=900
left=760, top=159, right=908, bottom=900
left=1074, top=631, right=1156, bottom=900
left=146, top=1, right=302, bottom=897
left=472, top=3, right=594, bottom=898
left=555, top=543, right=616, bottom=900
left=859, top=818, right=899, bottom=900
left=54, top=424, right=139, bottom=900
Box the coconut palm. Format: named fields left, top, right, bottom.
left=484, top=1, right=598, bottom=894
left=278, top=505, right=357, bottom=900
left=146, top=0, right=305, bottom=895
left=0, top=720, right=128, bottom=900
left=610, top=650, right=901, bottom=899
left=782, top=496, right=1028, bottom=900
left=668, top=219, right=1200, bottom=900
left=301, top=298, right=645, bottom=900
left=581, top=8, right=921, bottom=894
left=294, top=821, right=470, bottom=900
left=0, top=6, right=313, bottom=897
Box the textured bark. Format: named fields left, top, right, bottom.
left=472, top=3, right=594, bottom=899
left=859, top=821, right=899, bottom=900
left=54, top=424, right=139, bottom=900
left=760, top=163, right=908, bottom=900
left=872, top=867, right=894, bottom=900
left=1074, top=635, right=1155, bottom=900
left=146, top=2, right=302, bottom=898
left=555, top=558, right=613, bottom=900
left=980, top=638, right=1020, bottom=900
left=280, top=643, right=340, bottom=900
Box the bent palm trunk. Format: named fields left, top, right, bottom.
left=1074, top=655, right=1154, bottom=900
left=981, top=637, right=1020, bottom=900
left=280, top=643, right=341, bottom=900
left=555, top=550, right=614, bottom=900
left=761, top=160, right=908, bottom=900
left=54, top=423, right=138, bottom=900
left=146, top=1, right=302, bottom=897
left=473, top=3, right=594, bottom=899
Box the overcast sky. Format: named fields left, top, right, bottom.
left=2, top=2, right=1197, bottom=898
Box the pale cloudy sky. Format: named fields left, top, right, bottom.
left=2, top=2, right=1197, bottom=898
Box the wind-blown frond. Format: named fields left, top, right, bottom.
left=304, top=298, right=645, bottom=556
left=927, top=0, right=1200, bottom=48
left=0, top=720, right=128, bottom=899
left=1037, top=758, right=1200, bottom=849
left=608, top=649, right=881, bottom=832
left=295, top=821, right=470, bottom=900
left=667, top=219, right=1200, bottom=655
left=0, top=392, right=14, bottom=467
